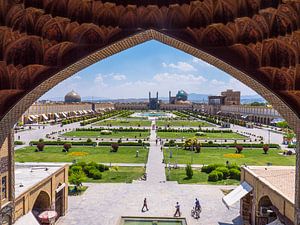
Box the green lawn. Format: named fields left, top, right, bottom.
left=166, top=168, right=240, bottom=185
left=16, top=146, right=148, bottom=163
left=157, top=120, right=214, bottom=127
left=62, top=131, right=150, bottom=138
left=86, top=166, right=145, bottom=183
left=95, top=119, right=151, bottom=127
left=163, top=147, right=295, bottom=166
left=157, top=131, right=246, bottom=140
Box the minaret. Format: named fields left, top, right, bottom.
left=156, top=91, right=158, bottom=100
left=169, top=91, right=171, bottom=103
left=149, top=91, right=151, bottom=100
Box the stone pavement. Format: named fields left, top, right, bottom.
left=145, top=120, right=166, bottom=183
left=57, top=183, right=241, bottom=225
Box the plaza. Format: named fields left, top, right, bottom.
left=11, top=111, right=296, bottom=224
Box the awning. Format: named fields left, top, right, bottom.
left=73, top=111, right=78, bottom=115
left=241, top=115, right=249, bottom=119
left=267, top=219, right=284, bottom=225
left=56, top=183, right=66, bottom=193
left=270, top=118, right=285, bottom=124
left=83, top=110, right=88, bottom=114
left=60, top=112, right=67, bottom=118
left=54, top=113, right=60, bottom=119
left=42, top=114, right=48, bottom=120
left=222, top=181, right=253, bottom=208
left=29, top=115, right=37, bottom=119
left=27, top=117, right=33, bottom=122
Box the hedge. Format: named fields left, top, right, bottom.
left=76, top=128, right=148, bottom=132
left=14, top=141, right=24, bottom=145
left=288, top=144, right=296, bottom=148
left=229, top=168, right=241, bottom=180
left=29, top=141, right=97, bottom=146
left=98, top=142, right=150, bottom=147
left=164, top=142, right=279, bottom=148
left=79, top=110, right=125, bottom=126
left=157, top=128, right=233, bottom=133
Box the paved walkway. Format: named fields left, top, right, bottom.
left=145, top=120, right=166, bottom=183
left=58, top=183, right=241, bottom=225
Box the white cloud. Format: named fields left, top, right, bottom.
left=210, top=79, right=225, bottom=86
left=72, top=75, right=82, bottom=80
left=113, top=74, right=126, bottom=81
left=162, top=61, right=196, bottom=72
left=154, top=73, right=206, bottom=83
left=206, top=78, right=256, bottom=95
left=94, top=74, right=107, bottom=87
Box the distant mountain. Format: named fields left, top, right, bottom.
left=187, top=93, right=210, bottom=103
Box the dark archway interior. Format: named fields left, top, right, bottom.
left=32, top=191, right=51, bottom=217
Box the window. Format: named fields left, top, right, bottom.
left=2, top=176, right=7, bottom=199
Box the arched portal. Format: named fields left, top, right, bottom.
left=257, top=196, right=277, bottom=224
left=0, top=1, right=300, bottom=224
left=32, top=191, right=51, bottom=220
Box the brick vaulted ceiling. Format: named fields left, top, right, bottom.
left=0, top=0, right=300, bottom=132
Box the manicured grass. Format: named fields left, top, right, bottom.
left=15, top=146, right=148, bottom=163
left=166, top=168, right=240, bottom=185
left=95, top=119, right=151, bottom=127
left=86, top=166, right=145, bottom=183
left=157, top=120, right=214, bottom=127
left=163, top=147, right=295, bottom=166
left=157, top=131, right=246, bottom=140
left=62, top=131, right=150, bottom=138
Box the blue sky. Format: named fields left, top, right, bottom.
left=41, top=40, right=258, bottom=100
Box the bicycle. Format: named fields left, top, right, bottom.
left=191, top=207, right=201, bottom=219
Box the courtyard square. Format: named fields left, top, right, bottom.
left=57, top=182, right=241, bottom=225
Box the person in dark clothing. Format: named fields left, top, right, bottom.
left=141, top=198, right=149, bottom=212
left=174, top=202, right=181, bottom=217
left=195, top=198, right=201, bottom=211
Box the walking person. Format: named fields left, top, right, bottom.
left=195, top=198, right=201, bottom=211
left=174, top=202, right=181, bottom=217
left=141, top=198, right=149, bottom=212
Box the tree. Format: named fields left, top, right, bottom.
left=184, top=138, right=198, bottom=150
left=36, top=141, right=44, bottom=152
left=263, top=144, right=269, bottom=154
left=69, top=170, right=86, bottom=189
left=63, top=143, right=72, bottom=152
left=185, top=164, right=193, bottom=179
left=195, top=143, right=201, bottom=153
left=236, top=145, right=243, bottom=154
left=277, top=121, right=288, bottom=129
left=111, top=143, right=119, bottom=152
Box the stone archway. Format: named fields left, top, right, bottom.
left=257, top=196, right=277, bottom=224
left=0, top=1, right=300, bottom=224
left=32, top=191, right=51, bottom=219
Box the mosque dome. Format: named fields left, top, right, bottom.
left=64, top=90, right=81, bottom=103
left=176, top=90, right=188, bottom=101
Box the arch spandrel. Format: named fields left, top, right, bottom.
left=0, top=0, right=300, bottom=145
